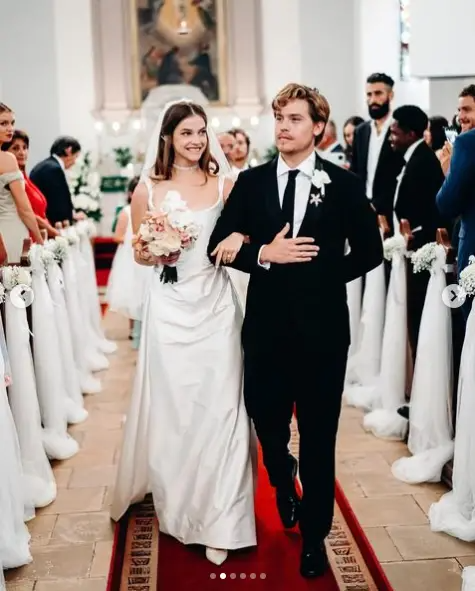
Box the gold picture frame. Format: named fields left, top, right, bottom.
left=129, top=0, right=228, bottom=109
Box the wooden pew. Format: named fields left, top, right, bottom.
left=378, top=214, right=390, bottom=238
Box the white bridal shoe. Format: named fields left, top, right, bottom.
left=206, top=547, right=228, bottom=566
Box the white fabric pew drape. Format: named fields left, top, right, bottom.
left=0, top=314, right=32, bottom=569
left=2, top=269, right=56, bottom=510
left=45, top=253, right=88, bottom=424
left=29, top=246, right=79, bottom=460
left=429, top=299, right=475, bottom=541
left=392, top=245, right=454, bottom=483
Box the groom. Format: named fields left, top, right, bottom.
left=208, top=83, right=383, bottom=578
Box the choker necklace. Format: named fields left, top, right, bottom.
left=172, top=163, right=199, bottom=170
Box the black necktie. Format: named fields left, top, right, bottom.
left=282, top=169, right=299, bottom=236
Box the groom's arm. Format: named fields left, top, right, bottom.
left=208, top=173, right=262, bottom=274
left=343, top=173, right=383, bottom=282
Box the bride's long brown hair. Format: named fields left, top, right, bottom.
left=151, top=102, right=219, bottom=181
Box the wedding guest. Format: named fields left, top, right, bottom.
left=217, top=132, right=235, bottom=164
left=317, top=120, right=346, bottom=167
left=30, top=136, right=81, bottom=225
left=343, top=115, right=364, bottom=164
left=112, top=176, right=139, bottom=233
left=229, top=128, right=251, bottom=174
left=2, top=130, right=59, bottom=237
left=351, top=73, right=405, bottom=220
left=423, top=115, right=448, bottom=156
left=0, top=103, right=43, bottom=261
left=437, top=127, right=475, bottom=321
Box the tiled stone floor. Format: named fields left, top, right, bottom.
left=5, top=311, right=475, bottom=590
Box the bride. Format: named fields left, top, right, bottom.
left=111, top=99, right=256, bottom=566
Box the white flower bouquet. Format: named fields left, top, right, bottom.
left=133, top=191, right=200, bottom=284
left=459, top=255, right=475, bottom=296
left=45, top=236, right=69, bottom=263
left=1, top=266, right=32, bottom=291
left=410, top=242, right=439, bottom=273
left=383, top=234, right=407, bottom=261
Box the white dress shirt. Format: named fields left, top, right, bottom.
left=258, top=151, right=316, bottom=268
left=366, top=116, right=392, bottom=199
left=392, top=138, right=424, bottom=235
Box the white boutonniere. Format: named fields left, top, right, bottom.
left=310, top=169, right=331, bottom=206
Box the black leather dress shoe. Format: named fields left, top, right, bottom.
left=276, top=456, right=300, bottom=529
left=300, top=543, right=329, bottom=578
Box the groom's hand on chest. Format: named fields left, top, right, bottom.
left=259, top=223, right=320, bottom=265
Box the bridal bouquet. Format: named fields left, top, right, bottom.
left=134, top=191, right=200, bottom=284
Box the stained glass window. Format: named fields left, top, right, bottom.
left=400, top=0, right=410, bottom=80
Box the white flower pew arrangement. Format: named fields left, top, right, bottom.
left=429, top=256, right=475, bottom=542
left=64, top=225, right=110, bottom=373
left=58, top=228, right=102, bottom=394
left=0, top=304, right=32, bottom=570
left=0, top=265, right=57, bottom=509
left=28, top=244, right=80, bottom=460
left=360, top=233, right=409, bottom=439
left=392, top=243, right=454, bottom=484
left=44, top=238, right=88, bottom=424
left=344, top=226, right=387, bottom=404
left=76, top=219, right=117, bottom=355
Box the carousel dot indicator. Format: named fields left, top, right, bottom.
left=260, top=573, right=267, bottom=579
left=250, top=573, right=256, bottom=579
left=240, top=573, right=247, bottom=579
left=220, top=573, right=226, bottom=579
left=230, top=573, right=237, bottom=579
left=209, top=573, right=216, bottom=579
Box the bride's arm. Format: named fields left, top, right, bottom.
left=211, top=178, right=249, bottom=265
left=131, top=183, right=156, bottom=266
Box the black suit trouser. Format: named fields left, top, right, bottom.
left=243, top=324, right=348, bottom=544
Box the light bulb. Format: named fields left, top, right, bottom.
left=250, top=116, right=259, bottom=126
left=232, top=116, right=241, bottom=127
left=132, top=119, right=142, bottom=131
left=94, top=121, right=104, bottom=132
left=211, top=117, right=220, bottom=128
left=112, top=122, right=120, bottom=132
left=250, top=158, right=258, bottom=167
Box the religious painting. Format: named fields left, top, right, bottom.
left=130, top=0, right=227, bottom=106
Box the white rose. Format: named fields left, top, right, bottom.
left=168, top=207, right=194, bottom=230
left=161, top=190, right=186, bottom=214
left=148, top=233, right=181, bottom=257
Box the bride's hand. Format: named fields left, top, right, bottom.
left=211, top=232, right=245, bottom=266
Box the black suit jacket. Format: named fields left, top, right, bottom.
left=29, top=156, right=74, bottom=225
left=394, top=141, right=447, bottom=249
left=350, top=120, right=404, bottom=218
left=208, top=156, right=383, bottom=354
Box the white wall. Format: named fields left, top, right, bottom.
left=0, top=0, right=96, bottom=168
left=299, top=0, right=357, bottom=136
left=0, top=0, right=61, bottom=167
left=411, top=0, right=475, bottom=78
left=356, top=0, right=429, bottom=116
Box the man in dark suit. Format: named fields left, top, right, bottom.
left=208, top=83, right=383, bottom=578
left=351, top=73, right=405, bottom=219
left=437, top=128, right=475, bottom=321
left=389, top=106, right=447, bottom=392
left=30, top=136, right=81, bottom=225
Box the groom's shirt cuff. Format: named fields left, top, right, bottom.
left=258, top=245, right=270, bottom=270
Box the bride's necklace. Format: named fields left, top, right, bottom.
left=173, top=163, right=199, bottom=171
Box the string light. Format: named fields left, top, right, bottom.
left=132, top=119, right=142, bottom=131
left=94, top=121, right=104, bottom=133
left=232, top=116, right=241, bottom=127
left=112, top=122, right=121, bottom=132
left=211, top=117, right=220, bottom=128
left=250, top=116, right=259, bottom=126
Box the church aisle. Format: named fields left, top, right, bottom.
left=6, top=311, right=475, bottom=590
left=5, top=312, right=133, bottom=591
left=336, top=405, right=475, bottom=591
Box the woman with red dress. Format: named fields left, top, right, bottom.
left=1, top=130, right=59, bottom=238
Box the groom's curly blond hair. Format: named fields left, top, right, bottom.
left=272, top=83, right=330, bottom=145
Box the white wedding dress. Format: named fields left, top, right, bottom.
left=112, top=177, right=256, bottom=552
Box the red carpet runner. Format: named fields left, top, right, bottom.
left=108, top=447, right=390, bottom=590
left=158, top=450, right=339, bottom=590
